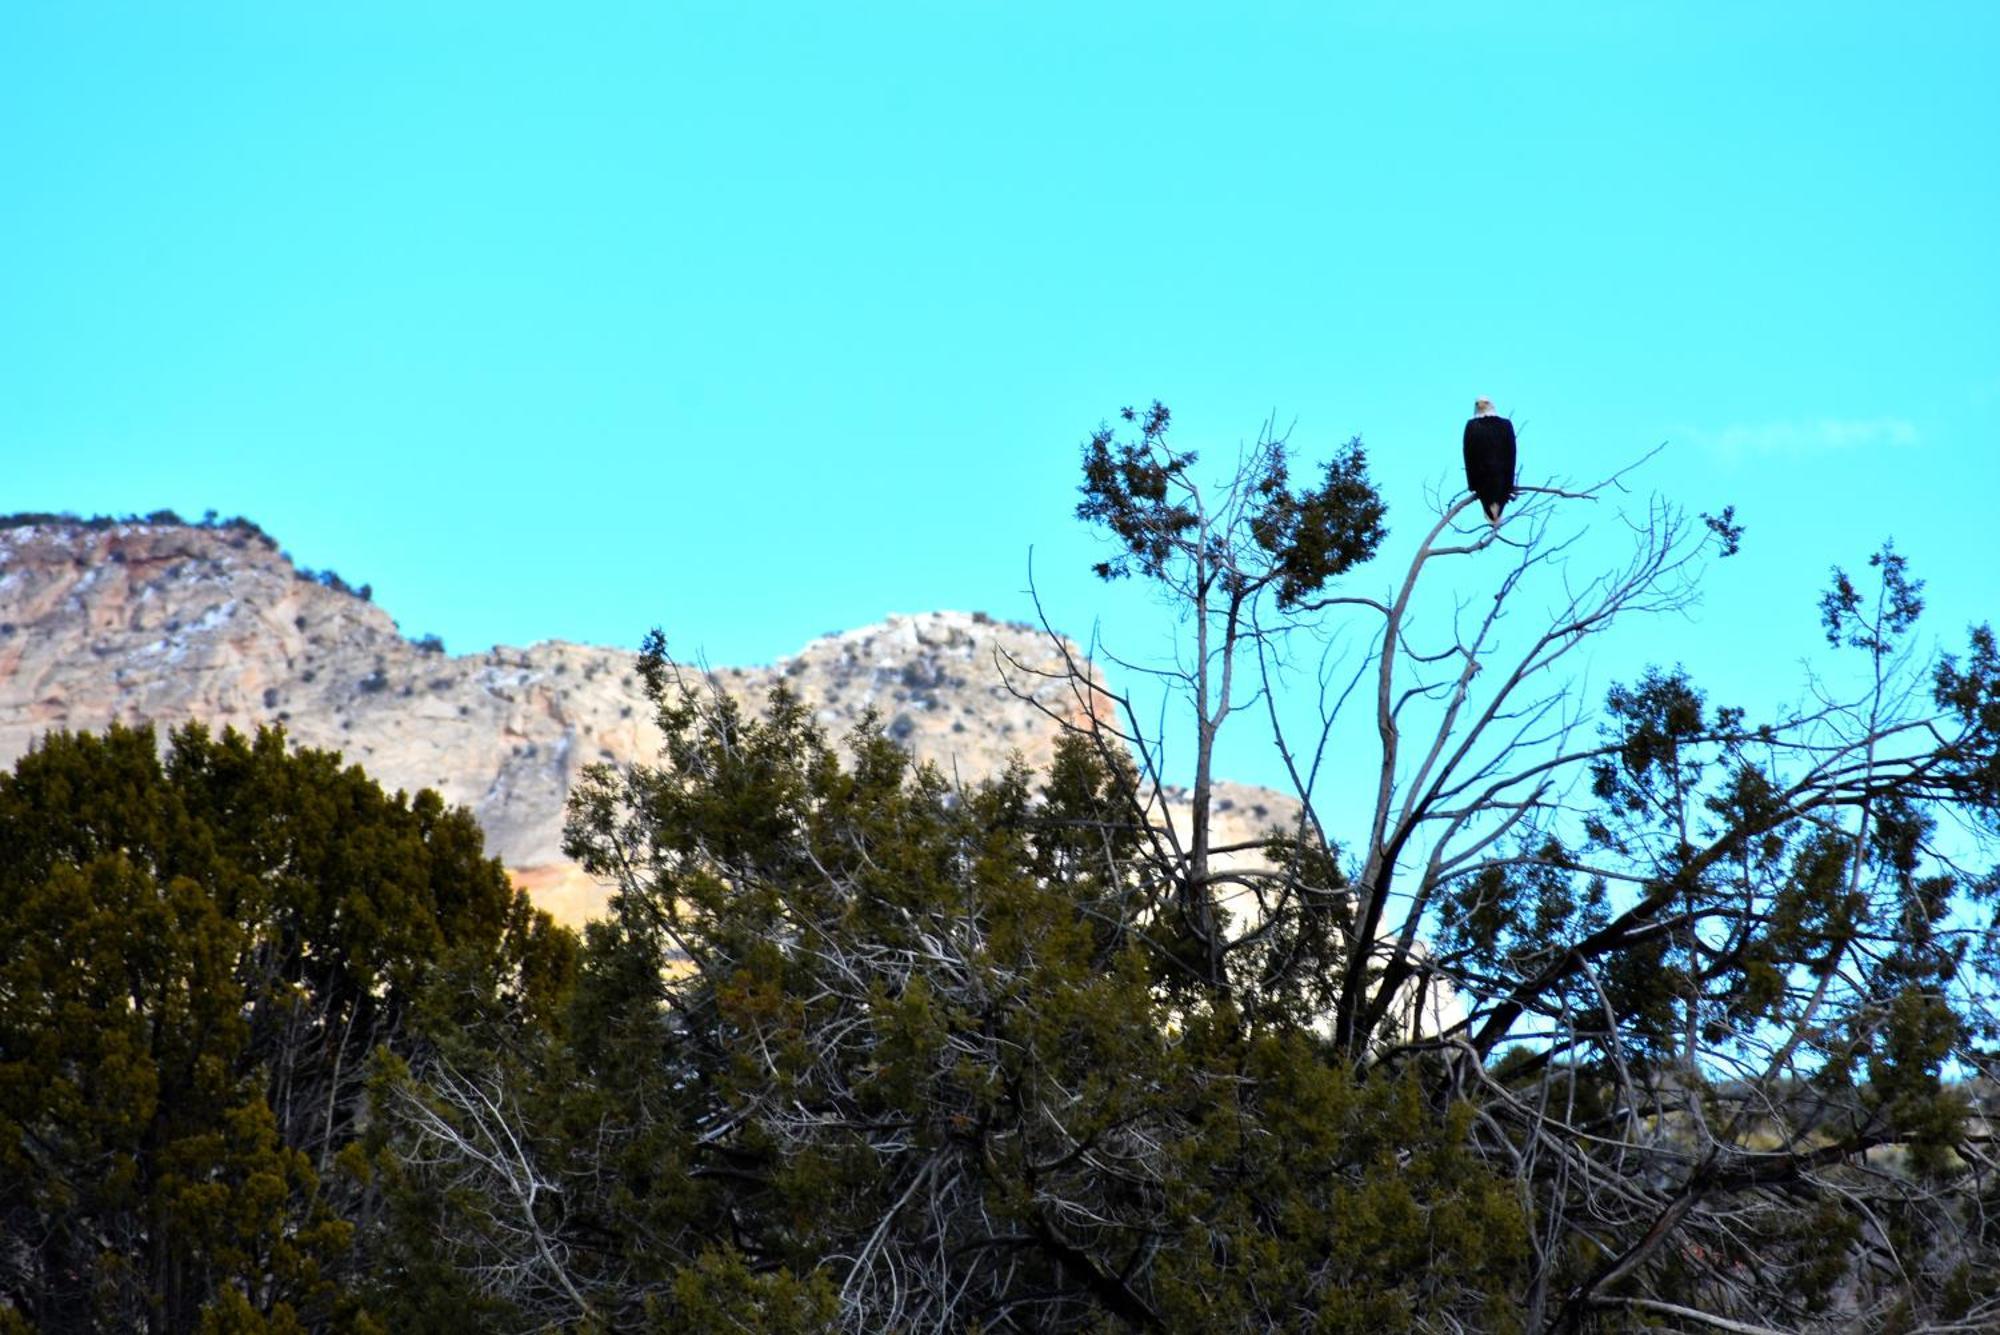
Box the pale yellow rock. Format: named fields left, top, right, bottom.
left=0, top=520, right=1300, bottom=927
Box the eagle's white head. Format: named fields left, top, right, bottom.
left=1473, top=397, right=1497, bottom=417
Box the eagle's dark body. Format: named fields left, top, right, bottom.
left=1462, top=411, right=1517, bottom=524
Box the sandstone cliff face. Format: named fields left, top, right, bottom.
left=0, top=520, right=1298, bottom=923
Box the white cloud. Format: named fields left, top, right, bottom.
left=1681, top=417, right=1920, bottom=460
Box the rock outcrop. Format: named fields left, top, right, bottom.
left=0, top=518, right=1300, bottom=923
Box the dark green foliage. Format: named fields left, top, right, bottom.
left=1699, top=505, right=1743, bottom=556
left=1078, top=401, right=1387, bottom=607
left=0, top=510, right=278, bottom=549
left=1070, top=408, right=2000, bottom=1327
left=1821, top=540, right=1923, bottom=650
left=1935, top=623, right=2000, bottom=828
left=381, top=656, right=1526, bottom=1330
left=13, top=416, right=1997, bottom=1330
left=0, top=724, right=574, bottom=1331
left=294, top=568, right=373, bottom=602
left=1076, top=401, right=1197, bottom=583
left=1245, top=435, right=1389, bottom=609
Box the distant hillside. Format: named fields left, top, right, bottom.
left=0, top=517, right=1298, bottom=922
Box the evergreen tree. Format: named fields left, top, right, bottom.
left=389, top=651, right=1527, bottom=1331
left=392, top=405, right=2000, bottom=1330
left=70, top=402, right=1992, bottom=1331
left=0, top=724, right=574, bottom=1332
left=1065, top=405, right=2000, bottom=1330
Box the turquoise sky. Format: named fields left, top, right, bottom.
left=4, top=2, right=1996, bottom=794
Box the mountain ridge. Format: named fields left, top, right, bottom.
left=0, top=517, right=1298, bottom=923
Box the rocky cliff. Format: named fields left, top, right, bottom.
left=0, top=518, right=1298, bottom=922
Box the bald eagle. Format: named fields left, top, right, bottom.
left=1462, top=398, right=1516, bottom=526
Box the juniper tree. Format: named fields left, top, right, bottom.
left=1062, top=403, right=2000, bottom=1331
left=390, top=646, right=1528, bottom=1332
left=385, top=400, right=2000, bottom=1332
left=0, top=723, right=574, bottom=1333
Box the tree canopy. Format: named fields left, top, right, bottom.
left=384, top=404, right=2000, bottom=1332
left=6, top=404, right=1998, bottom=1332
left=0, top=723, right=573, bottom=1332
left=383, top=651, right=1526, bottom=1332
left=1059, top=404, right=2000, bottom=1330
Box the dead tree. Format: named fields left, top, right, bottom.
left=1056, top=402, right=2000, bottom=1329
